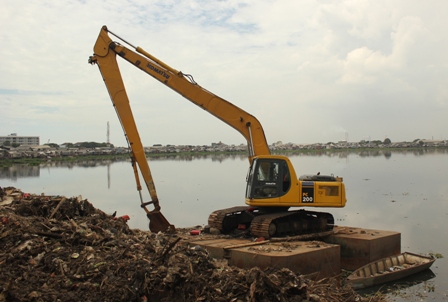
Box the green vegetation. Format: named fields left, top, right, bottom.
left=429, top=252, right=444, bottom=259
left=75, top=142, right=114, bottom=148
left=0, top=158, right=42, bottom=167
left=2, top=141, right=19, bottom=147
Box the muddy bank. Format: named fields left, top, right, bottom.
left=0, top=187, right=386, bottom=302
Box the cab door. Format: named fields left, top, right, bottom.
left=246, top=158, right=290, bottom=199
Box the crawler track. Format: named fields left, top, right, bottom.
left=208, top=206, right=251, bottom=232
left=250, top=210, right=334, bottom=238
left=208, top=207, right=334, bottom=239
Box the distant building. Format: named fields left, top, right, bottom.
left=0, top=133, right=40, bottom=146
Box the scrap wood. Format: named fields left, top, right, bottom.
left=223, top=240, right=271, bottom=250
left=0, top=280, right=12, bottom=302
left=0, top=187, right=388, bottom=302
left=48, top=197, right=66, bottom=219
left=36, top=231, right=63, bottom=239
left=156, top=237, right=182, bottom=263
left=270, top=229, right=334, bottom=242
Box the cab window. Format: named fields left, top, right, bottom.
left=248, top=159, right=289, bottom=199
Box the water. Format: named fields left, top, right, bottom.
left=1, top=150, right=447, bottom=300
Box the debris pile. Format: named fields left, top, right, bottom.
left=0, top=187, right=386, bottom=302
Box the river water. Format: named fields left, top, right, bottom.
left=1, top=150, right=447, bottom=300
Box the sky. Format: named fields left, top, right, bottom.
left=1, top=0, right=447, bottom=147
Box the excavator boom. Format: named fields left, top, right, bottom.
left=92, top=26, right=269, bottom=163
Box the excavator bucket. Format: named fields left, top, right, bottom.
left=147, top=210, right=175, bottom=233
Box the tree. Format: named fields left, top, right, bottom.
left=383, top=138, right=391, bottom=145
left=2, top=141, right=11, bottom=146
left=77, top=142, right=109, bottom=148
left=45, top=143, right=59, bottom=148
left=62, top=143, right=75, bottom=148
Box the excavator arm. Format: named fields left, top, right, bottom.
left=90, top=26, right=270, bottom=163
left=89, top=27, right=178, bottom=232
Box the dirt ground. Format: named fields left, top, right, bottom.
left=0, top=187, right=387, bottom=302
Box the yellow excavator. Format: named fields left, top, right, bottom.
left=90, top=26, right=346, bottom=238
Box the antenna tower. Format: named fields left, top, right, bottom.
left=107, top=121, right=110, bottom=145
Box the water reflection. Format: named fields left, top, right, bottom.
left=0, top=165, right=41, bottom=180
left=145, top=153, right=248, bottom=162
left=0, top=154, right=249, bottom=180
left=38, top=158, right=126, bottom=168
left=279, top=147, right=448, bottom=159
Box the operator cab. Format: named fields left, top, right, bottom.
left=246, top=158, right=290, bottom=199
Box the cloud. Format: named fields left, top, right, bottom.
left=1, top=0, right=448, bottom=145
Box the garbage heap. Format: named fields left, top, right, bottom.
left=0, top=187, right=385, bottom=302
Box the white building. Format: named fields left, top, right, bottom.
left=0, top=133, right=40, bottom=146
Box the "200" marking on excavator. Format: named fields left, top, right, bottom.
left=302, top=192, right=314, bottom=203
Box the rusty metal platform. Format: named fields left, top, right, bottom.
left=187, top=226, right=401, bottom=278
left=324, top=226, right=401, bottom=270
left=188, top=238, right=340, bottom=279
